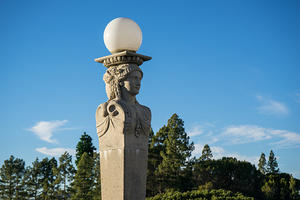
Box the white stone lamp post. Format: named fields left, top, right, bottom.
left=95, top=17, right=152, bottom=200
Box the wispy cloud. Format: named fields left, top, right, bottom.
left=187, top=125, right=204, bottom=137
left=193, top=143, right=259, bottom=165
left=223, top=125, right=272, bottom=144
left=187, top=123, right=218, bottom=143
left=256, top=95, right=288, bottom=116
left=222, top=125, right=300, bottom=148
left=28, top=120, right=68, bottom=143
left=271, top=130, right=300, bottom=148
left=36, top=147, right=75, bottom=156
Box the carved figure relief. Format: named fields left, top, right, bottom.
left=96, top=63, right=151, bottom=140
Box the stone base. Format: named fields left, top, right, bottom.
left=100, top=147, right=148, bottom=200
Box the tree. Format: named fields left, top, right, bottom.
left=24, top=158, right=42, bottom=200
left=289, top=175, right=298, bottom=200
left=147, top=128, right=159, bottom=196
left=71, top=152, right=94, bottom=200
left=0, top=155, right=26, bottom=200
left=200, top=144, right=213, bottom=161
left=39, top=157, right=58, bottom=200
left=155, top=114, right=194, bottom=192
left=147, top=126, right=169, bottom=196
left=261, top=173, right=295, bottom=200
left=55, top=152, right=75, bottom=199
left=193, top=157, right=264, bottom=199
left=258, top=152, right=267, bottom=175
left=92, top=152, right=101, bottom=200
left=75, top=132, right=96, bottom=165
left=267, top=150, right=279, bottom=174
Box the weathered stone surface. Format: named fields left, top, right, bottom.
left=95, top=53, right=151, bottom=200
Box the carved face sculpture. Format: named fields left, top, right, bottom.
left=121, top=70, right=142, bottom=96
left=103, top=64, right=143, bottom=101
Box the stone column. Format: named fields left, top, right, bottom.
left=95, top=50, right=151, bottom=200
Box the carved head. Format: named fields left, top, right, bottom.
left=103, top=63, right=143, bottom=100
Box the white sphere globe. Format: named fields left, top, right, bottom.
left=103, top=17, right=142, bottom=53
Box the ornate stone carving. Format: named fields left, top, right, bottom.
left=95, top=62, right=151, bottom=142
left=95, top=50, right=151, bottom=67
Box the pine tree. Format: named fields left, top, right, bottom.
left=156, top=114, right=194, bottom=192
left=55, top=152, right=75, bottom=199
left=0, top=155, right=26, bottom=200
left=267, top=150, right=279, bottom=174
left=258, top=152, right=267, bottom=175
left=92, top=152, right=101, bottom=200
left=200, top=144, right=213, bottom=161
left=39, top=157, right=58, bottom=200
left=147, top=128, right=159, bottom=196
left=71, top=152, right=94, bottom=200
left=147, top=126, right=170, bottom=196
left=24, top=158, right=42, bottom=200
left=75, top=132, right=96, bottom=165
left=260, top=175, right=277, bottom=200
left=289, top=175, right=298, bottom=200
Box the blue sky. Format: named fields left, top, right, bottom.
left=1, top=0, right=300, bottom=178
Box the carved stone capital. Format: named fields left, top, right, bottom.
left=94, top=50, right=151, bottom=67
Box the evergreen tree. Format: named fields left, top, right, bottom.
left=193, top=157, right=264, bottom=199
left=147, top=128, right=158, bottom=196
left=261, top=173, right=294, bottom=200
left=289, top=175, right=298, bottom=200
left=24, top=158, right=42, bottom=200
left=76, top=132, right=96, bottom=165
left=92, top=152, right=101, bottom=200
left=156, top=114, right=194, bottom=192
left=39, top=157, right=58, bottom=200
left=258, top=152, right=267, bottom=175
left=0, top=155, right=26, bottom=200
left=147, top=126, right=169, bottom=195
left=55, top=152, right=75, bottom=199
left=267, top=150, right=279, bottom=174
left=200, top=144, right=213, bottom=161
left=71, top=152, right=94, bottom=200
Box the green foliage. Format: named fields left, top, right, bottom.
left=75, top=132, right=96, bottom=165
left=193, top=157, right=264, bottom=199
left=258, top=152, right=266, bottom=175
left=289, top=175, right=298, bottom=199
left=146, top=189, right=254, bottom=200
left=39, top=157, right=58, bottom=200
left=92, top=152, right=101, bottom=200
left=71, top=152, right=94, bottom=200
left=155, top=114, right=194, bottom=193
left=0, top=155, right=26, bottom=200
left=147, top=125, right=168, bottom=196
left=261, top=173, right=300, bottom=200
left=55, top=152, right=75, bottom=199
left=267, top=150, right=279, bottom=174
left=200, top=144, right=213, bottom=161
left=24, top=158, right=43, bottom=199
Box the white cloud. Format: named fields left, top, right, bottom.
left=28, top=120, right=68, bottom=143
left=223, top=125, right=272, bottom=144
left=256, top=95, right=289, bottom=116
left=222, top=125, right=300, bottom=148
left=187, top=122, right=215, bottom=137
left=187, top=125, right=204, bottom=137
left=36, top=147, right=75, bottom=156
left=272, top=130, right=300, bottom=148
left=192, top=143, right=259, bottom=165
